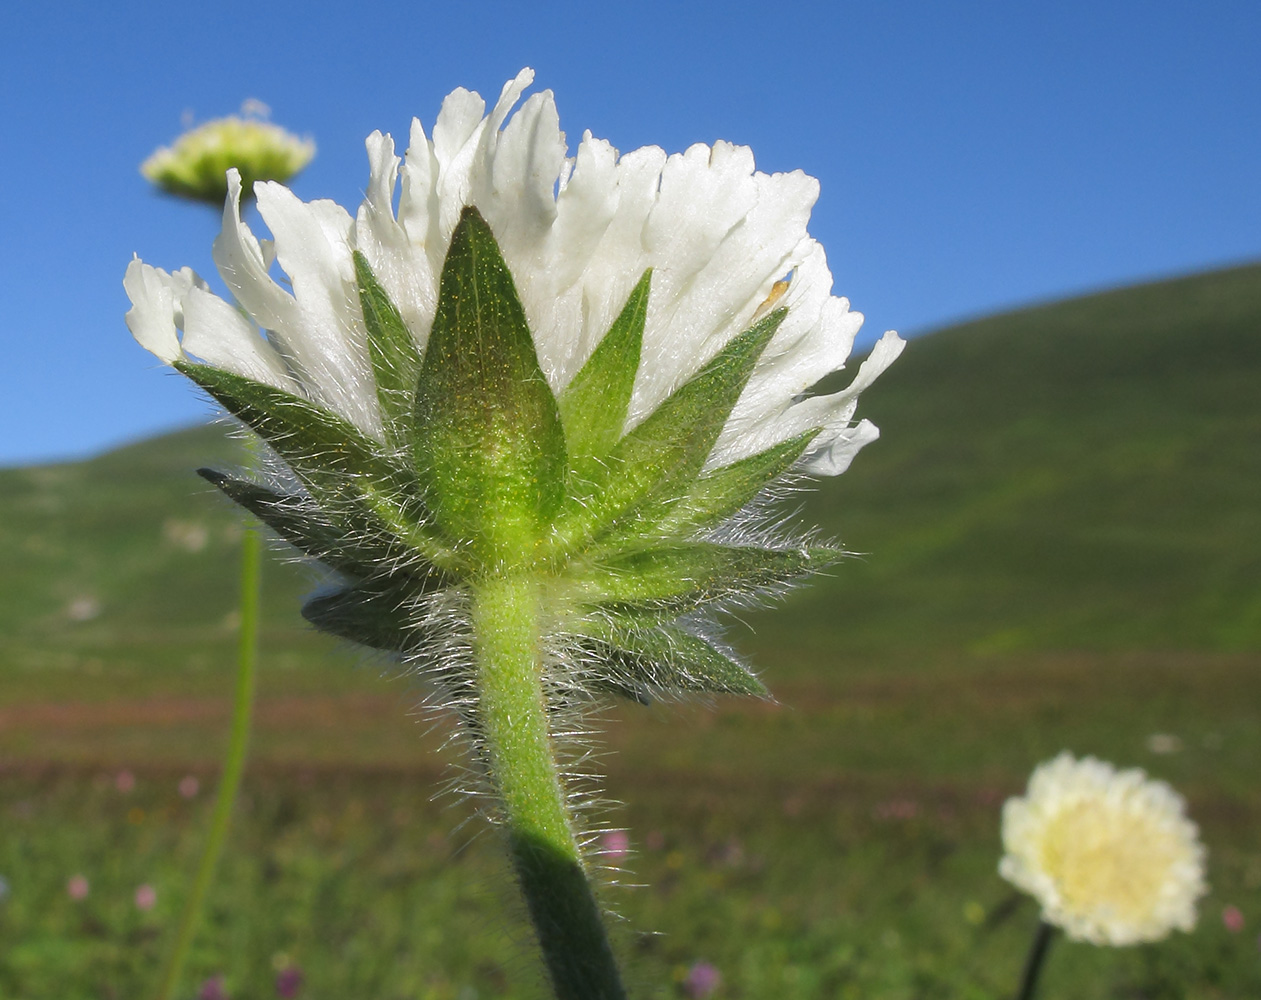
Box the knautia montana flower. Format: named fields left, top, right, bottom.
left=141, top=103, right=315, bottom=206
left=125, top=69, right=902, bottom=999
left=1001, top=753, right=1207, bottom=947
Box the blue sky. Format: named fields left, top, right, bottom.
left=2, top=1, right=1258, bottom=466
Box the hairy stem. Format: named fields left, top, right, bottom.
left=471, top=573, right=627, bottom=1000
left=154, top=523, right=262, bottom=1000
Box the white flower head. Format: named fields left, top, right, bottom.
left=127, top=68, right=902, bottom=477
left=124, top=69, right=907, bottom=706
left=1000, top=753, right=1208, bottom=946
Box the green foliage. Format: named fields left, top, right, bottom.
left=570, top=543, right=839, bottom=616
left=3, top=764, right=1258, bottom=999
left=585, top=616, right=769, bottom=697
left=553, top=309, right=788, bottom=551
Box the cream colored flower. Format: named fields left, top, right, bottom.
left=1000, top=753, right=1207, bottom=945
left=126, top=68, right=901, bottom=476
left=141, top=109, right=315, bottom=206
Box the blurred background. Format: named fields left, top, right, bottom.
left=2, top=1, right=1259, bottom=997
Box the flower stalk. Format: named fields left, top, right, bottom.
left=154, top=522, right=261, bottom=1000
left=1014, top=920, right=1055, bottom=1000
left=472, top=573, right=626, bottom=999
left=139, top=107, right=312, bottom=998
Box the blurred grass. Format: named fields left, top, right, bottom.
left=2, top=263, right=1260, bottom=997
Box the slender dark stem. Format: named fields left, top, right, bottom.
left=1015, top=920, right=1057, bottom=1000
left=154, top=523, right=262, bottom=1000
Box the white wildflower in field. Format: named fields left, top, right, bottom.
left=125, top=70, right=902, bottom=999
left=1001, top=753, right=1207, bottom=946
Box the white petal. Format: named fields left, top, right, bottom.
left=124, top=257, right=184, bottom=363
left=212, top=169, right=296, bottom=335
left=356, top=130, right=437, bottom=347
left=801, top=418, right=881, bottom=476
left=254, top=181, right=382, bottom=438
left=709, top=330, right=904, bottom=471
left=727, top=244, right=863, bottom=433
left=479, top=89, right=564, bottom=259
left=180, top=285, right=294, bottom=391
left=537, top=142, right=667, bottom=390
left=430, top=85, right=490, bottom=241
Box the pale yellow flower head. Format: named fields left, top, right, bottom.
left=141, top=105, right=315, bottom=206
left=1000, top=752, right=1207, bottom=946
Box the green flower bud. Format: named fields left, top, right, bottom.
left=141, top=104, right=315, bottom=206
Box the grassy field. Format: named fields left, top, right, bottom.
left=2, top=263, right=1260, bottom=998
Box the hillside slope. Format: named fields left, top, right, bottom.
left=758, top=261, right=1261, bottom=663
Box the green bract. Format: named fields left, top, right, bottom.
left=193, top=206, right=836, bottom=700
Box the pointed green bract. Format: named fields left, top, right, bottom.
left=679, top=429, right=820, bottom=528
left=571, top=541, right=840, bottom=614
left=354, top=251, right=421, bottom=448
left=302, top=578, right=441, bottom=653
left=177, top=362, right=455, bottom=570
left=413, top=207, right=567, bottom=563
left=610, top=308, right=786, bottom=498
left=550, top=309, right=787, bottom=553
left=604, top=429, right=822, bottom=544
left=558, top=270, right=650, bottom=476
left=198, top=469, right=436, bottom=581
left=199, top=469, right=363, bottom=573
left=176, top=361, right=403, bottom=497
left=585, top=618, right=768, bottom=698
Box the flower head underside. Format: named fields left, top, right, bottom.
left=124, top=68, right=904, bottom=703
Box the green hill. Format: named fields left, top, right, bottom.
left=754, top=261, right=1261, bottom=666
left=2, top=262, right=1259, bottom=701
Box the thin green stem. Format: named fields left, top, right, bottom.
left=1015, top=920, right=1056, bottom=1000
left=470, top=573, right=627, bottom=1000
left=154, top=522, right=262, bottom=1000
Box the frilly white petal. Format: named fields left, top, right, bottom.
left=212, top=169, right=296, bottom=335
left=124, top=256, right=294, bottom=393
left=157, top=70, right=900, bottom=476
left=180, top=285, right=294, bottom=391
left=358, top=131, right=437, bottom=344
left=124, top=257, right=185, bottom=363
left=253, top=181, right=381, bottom=438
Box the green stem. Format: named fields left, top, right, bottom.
left=154, top=523, right=262, bottom=1000
left=1015, top=920, right=1056, bottom=1000
left=470, top=573, right=627, bottom=1000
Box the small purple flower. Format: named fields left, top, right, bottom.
left=198, top=975, right=229, bottom=1000
left=276, top=965, right=304, bottom=999
left=600, top=830, right=630, bottom=861
left=67, top=874, right=89, bottom=900
left=0, top=875, right=10, bottom=902
left=1223, top=905, right=1245, bottom=933
left=179, top=775, right=200, bottom=799
left=115, top=770, right=136, bottom=793
left=134, top=884, right=157, bottom=911
left=685, top=960, right=721, bottom=998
